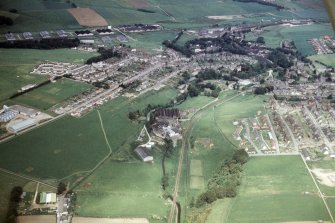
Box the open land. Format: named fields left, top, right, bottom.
left=0, top=49, right=98, bottom=102
left=12, top=79, right=92, bottom=111
left=223, top=156, right=330, bottom=222
left=0, top=88, right=177, bottom=180
left=68, top=8, right=108, bottom=27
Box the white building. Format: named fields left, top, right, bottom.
left=7, top=119, right=36, bottom=133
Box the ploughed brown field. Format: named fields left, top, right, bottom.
left=68, top=8, right=108, bottom=27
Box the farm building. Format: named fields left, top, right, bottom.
left=134, top=146, right=153, bottom=162
left=23, top=32, right=33, bottom=40
left=7, top=118, right=36, bottom=133
left=40, top=31, right=51, bottom=39
left=57, top=30, right=68, bottom=38
left=117, top=35, right=128, bottom=43
left=75, top=30, right=93, bottom=37
left=39, top=192, right=56, bottom=204
left=11, top=105, right=40, bottom=118
left=96, top=28, right=113, bottom=35
left=0, top=106, right=18, bottom=122
left=5, top=33, right=16, bottom=41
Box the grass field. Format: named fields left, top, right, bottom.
left=76, top=161, right=168, bottom=221
left=308, top=160, right=335, bottom=196
left=246, top=23, right=334, bottom=56
left=12, top=78, right=92, bottom=110
left=224, top=156, right=330, bottom=222
left=0, top=49, right=98, bottom=102
left=309, top=54, right=335, bottom=67
left=0, top=87, right=177, bottom=180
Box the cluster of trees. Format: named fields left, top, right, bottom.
left=192, top=150, right=249, bottom=208
left=197, top=68, right=222, bottom=80
left=254, top=86, right=274, bottom=95
left=162, top=40, right=192, bottom=57
left=256, top=36, right=265, bottom=44
left=186, top=34, right=248, bottom=55
left=268, top=48, right=293, bottom=68
left=0, top=38, right=80, bottom=49
left=86, top=47, right=123, bottom=64
left=0, top=16, right=13, bottom=26
left=232, top=0, right=285, bottom=10
left=5, top=186, right=23, bottom=223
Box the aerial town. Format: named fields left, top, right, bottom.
left=0, top=0, right=335, bottom=223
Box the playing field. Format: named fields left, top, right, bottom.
left=223, top=156, right=330, bottom=222
left=12, top=78, right=92, bottom=110
left=0, top=87, right=177, bottom=180
left=308, top=54, right=335, bottom=68
left=0, top=49, right=98, bottom=102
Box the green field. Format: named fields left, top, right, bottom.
left=224, top=156, right=330, bottom=222
left=76, top=161, right=168, bottom=221
left=0, top=49, right=98, bottom=102
left=308, top=160, right=335, bottom=196
left=309, top=54, right=335, bottom=67
left=246, top=23, right=334, bottom=56
left=12, top=78, right=92, bottom=110
left=0, top=87, right=177, bottom=180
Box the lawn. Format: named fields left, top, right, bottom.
left=224, top=156, right=330, bottom=222
left=12, top=78, right=92, bottom=110
left=0, top=48, right=98, bottom=102
left=0, top=87, right=178, bottom=180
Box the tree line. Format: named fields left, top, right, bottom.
left=86, top=47, right=123, bottom=64
left=191, top=149, right=249, bottom=208
left=0, top=16, right=13, bottom=26
left=0, top=38, right=80, bottom=49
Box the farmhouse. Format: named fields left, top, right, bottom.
left=134, top=146, right=153, bottom=162
left=7, top=118, right=36, bottom=134
left=39, top=192, right=56, bottom=204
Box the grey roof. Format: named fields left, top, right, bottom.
left=8, top=119, right=36, bottom=133
left=134, top=147, right=152, bottom=160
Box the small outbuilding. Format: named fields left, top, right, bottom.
left=134, top=146, right=153, bottom=162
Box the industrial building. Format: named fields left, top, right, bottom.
left=0, top=107, right=18, bottom=122
left=7, top=118, right=36, bottom=134
left=39, top=192, right=57, bottom=204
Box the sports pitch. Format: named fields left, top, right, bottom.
left=12, top=78, right=92, bottom=110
